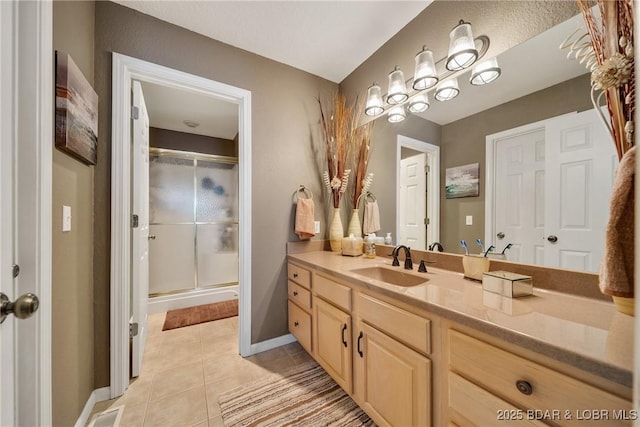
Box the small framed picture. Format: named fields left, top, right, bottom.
left=446, top=163, right=479, bottom=199
left=55, top=51, right=98, bottom=165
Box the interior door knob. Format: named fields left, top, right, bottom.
left=547, top=235, right=558, bottom=243
left=0, top=292, right=39, bottom=324
left=148, top=235, right=156, bottom=240
left=497, top=232, right=505, bottom=239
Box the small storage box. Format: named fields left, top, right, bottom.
left=482, top=271, right=533, bottom=298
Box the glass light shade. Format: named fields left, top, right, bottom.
left=434, top=78, right=460, bottom=101
left=413, top=47, right=438, bottom=90
left=446, top=20, right=478, bottom=71
left=408, top=92, right=429, bottom=113
left=470, top=57, right=501, bottom=85
left=387, top=105, right=406, bottom=123
left=387, top=66, right=409, bottom=105
left=364, top=83, right=384, bottom=116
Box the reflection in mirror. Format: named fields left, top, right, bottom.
left=368, top=12, right=612, bottom=272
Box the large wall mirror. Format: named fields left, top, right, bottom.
left=368, top=11, right=616, bottom=273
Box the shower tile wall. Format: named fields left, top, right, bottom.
left=149, top=153, right=238, bottom=295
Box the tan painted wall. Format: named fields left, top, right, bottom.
left=150, top=127, right=236, bottom=157
left=92, top=2, right=337, bottom=387
left=52, top=1, right=95, bottom=425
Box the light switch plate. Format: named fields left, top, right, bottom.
left=465, top=215, right=473, bottom=226
left=62, top=205, right=72, bottom=232
left=314, top=221, right=321, bottom=234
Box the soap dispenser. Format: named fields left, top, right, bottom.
left=385, top=233, right=393, bottom=245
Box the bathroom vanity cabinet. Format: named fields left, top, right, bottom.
left=287, top=255, right=633, bottom=427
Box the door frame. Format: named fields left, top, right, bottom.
left=395, top=135, right=440, bottom=247
left=0, top=0, right=53, bottom=424
left=111, top=53, right=252, bottom=397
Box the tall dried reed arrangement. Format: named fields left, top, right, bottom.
left=577, top=0, right=634, bottom=160
left=318, top=92, right=356, bottom=208
left=350, top=121, right=375, bottom=208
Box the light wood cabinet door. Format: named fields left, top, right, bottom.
left=354, top=322, right=431, bottom=427
left=313, top=297, right=352, bottom=393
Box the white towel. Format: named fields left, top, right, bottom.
left=363, top=200, right=381, bottom=235
left=295, top=198, right=315, bottom=240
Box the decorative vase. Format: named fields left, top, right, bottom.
left=612, top=296, right=635, bottom=316
left=329, top=207, right=344, bottom=252
left=347, top=209, right=362, bottom=237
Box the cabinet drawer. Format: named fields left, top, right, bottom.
left=314, top=274, right=351, bottom=312
left=288, top=301, right=311, bottom=352
left=449, top=330, right=631, bottom=426
left=287, top=262, right=311, bottom=289
left=288, top=280, right=311, bottom=311
left=448, top=373, right=547, bottom=427
left=357, top=293, right=430, bottom=355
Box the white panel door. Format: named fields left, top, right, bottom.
left=545, top=109, right=617, bottom=272
left=494, top=129, right=546, bottom=263
left=131, top=80, right=150, bottom=377
left=399, top=153, right=426, bottom=249
left=1, top=1, right=52, bottom=425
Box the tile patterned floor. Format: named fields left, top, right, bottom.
left=87, top=312, right=313, bottom=427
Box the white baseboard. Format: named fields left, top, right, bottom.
left=75, top=386, right=111, bottom=427
left=250, top=333, right=297, bottom=355
left=147, top=286, right=239, bottom=314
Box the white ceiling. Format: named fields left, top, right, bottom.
left=113, top=0, right=432, bottom=83
left=140, top=81, right=239, bottom=139
left=122, top=1, right=590, bottom=135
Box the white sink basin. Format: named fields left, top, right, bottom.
left=351, top=267, right=428, bottom=287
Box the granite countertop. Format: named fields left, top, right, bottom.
left=288, top=250, right=634, bottom=388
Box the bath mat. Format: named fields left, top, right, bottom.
left=218, top=362, right=375, bottom=426
left=162, top=299, right=238, bottom=331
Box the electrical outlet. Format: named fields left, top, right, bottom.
left=465, top=215, right=473, bottom=226
left=314, top=221, right=321, bottom=234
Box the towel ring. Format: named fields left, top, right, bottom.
left=356, top=191, right=376, bottom=209
left=293, top=185, right=313, bottom=202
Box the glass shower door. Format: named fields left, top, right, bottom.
left=195, top=160, right=239, bottom=288
left=148, top=155, right=196, bottom=294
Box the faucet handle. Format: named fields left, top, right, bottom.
left=418, top=260, right=427, bottom=273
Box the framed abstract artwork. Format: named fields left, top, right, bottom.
left=55, top=51, right=98, bottom=165
left=445, top=163, right=479, bottom=199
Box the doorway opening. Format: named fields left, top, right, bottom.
left=396, top=135, right=440, bottom=250
left=111, top=53, right=252, bottom=398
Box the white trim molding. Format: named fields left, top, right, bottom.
left=250, top=334, right=298, bottom=355
left=111, top=53, right=253, bottom=398
left=74, top=387, right=111, bottom=427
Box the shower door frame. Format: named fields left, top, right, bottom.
left=148, top=147, right=239, bottom=295
left=111, top=52, right=253, bottom=398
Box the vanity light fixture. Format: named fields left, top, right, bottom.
left=408, top=92, right=430, bottom=113
left=470, top=57, right=501, bottom=85
left=387, top=105, right=407, bottom=123
left=445, top=20, right=478, bottom=71
left=386, top=66, right=409, bottom=104
left=413, top=47, right=438, bottom=90
left=434, top=78, right=460, bottom=101
left=364, top=19, right=500, bottom=123
left=365, top=83, right=384, bottom=116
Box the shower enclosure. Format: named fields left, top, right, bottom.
left=148, top=147, right=238, bottom=297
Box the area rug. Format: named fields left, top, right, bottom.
left=162, top=299, right=238, bottom=331
left=218, top=362, right=376, bottom=426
